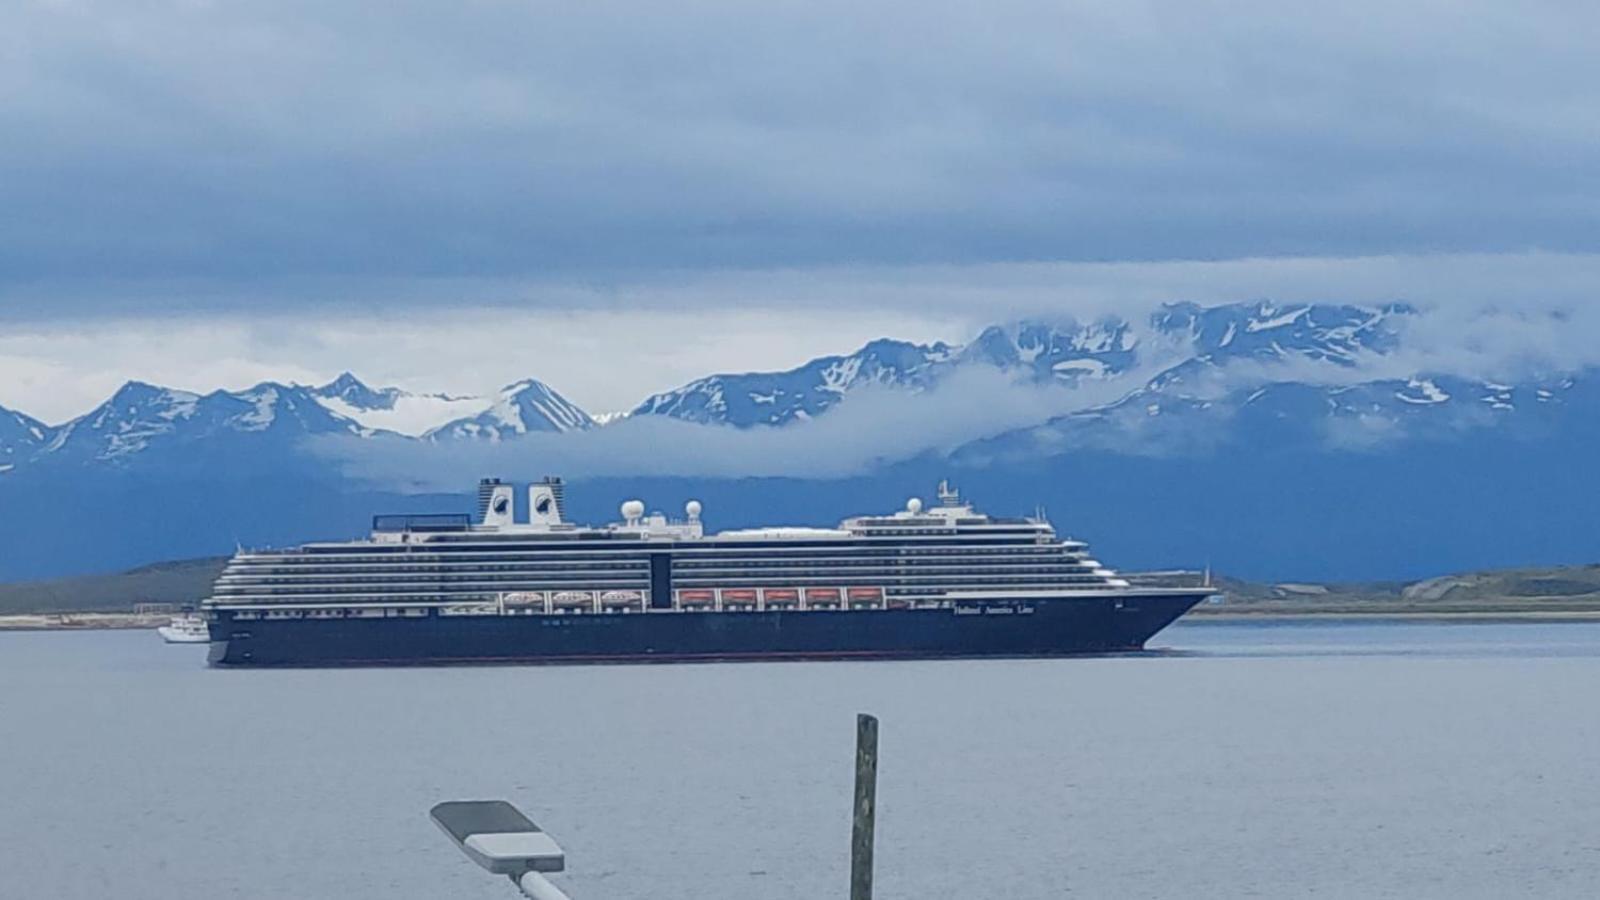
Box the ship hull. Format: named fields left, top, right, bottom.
left=206, top=592, right=1209, bottom=667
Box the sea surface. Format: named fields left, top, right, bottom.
left=4, top=620, right=1600, bottom=899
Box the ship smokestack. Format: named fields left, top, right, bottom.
left=528, top=476, right=565, bottom=526
left=476, top=478, right=502, bottom=520
left=478, top=478, right=514, bottom=528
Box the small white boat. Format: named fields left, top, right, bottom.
left=157, top=613, right=210, bottom=644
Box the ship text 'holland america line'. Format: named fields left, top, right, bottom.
left=202, top=477, right=1215, bottom=666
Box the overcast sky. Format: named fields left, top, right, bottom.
left=3, top=0, right=1598, bottom=421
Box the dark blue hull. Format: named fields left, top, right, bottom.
left=207, top=593, right=1209, bottom=666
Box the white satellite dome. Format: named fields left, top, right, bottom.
left=685, top=500, right=703, bottom=519
left=621, top=499, right=646, bottom=521
left=906, top=497, right=923, bottom=514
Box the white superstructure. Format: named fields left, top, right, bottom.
left=206, top=476, right=1138, bottom=619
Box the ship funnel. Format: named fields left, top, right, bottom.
left=479, top=479, right=514, bottom=528
left=529, top=476, right=565, bottom=526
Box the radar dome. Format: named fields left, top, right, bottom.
left=906, top=497, right=923, bottom=514
left=621, top=499, right=646, bottom=521
left=686, top=500, right=703, bottom=519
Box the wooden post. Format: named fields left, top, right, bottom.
left=851, top=713, right=879, bottom=900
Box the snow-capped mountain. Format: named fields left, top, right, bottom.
left=1083, top=302, right=1561, bottom=440
left=981, top=369, right=1589, bottom=463
left=425, top=378, right=594, bottom=440
left=312, top=371, right=402, bottom=410
left=630, top=302, right=1411, bottom=428
left=1152, top=300, right=1407, bottom=366
left=35, top=380, right=369, bottom=467
left=0, top=373, right=597, bottom=474
left=631, top=338, right=955, bottom=426
left=0, top=404, right=51, bottom=471
left=309, top=372, right=489, bottom=437
left=0, top=300, right=1549, bottom=468
left=959, top=319, right=1141, bottom=383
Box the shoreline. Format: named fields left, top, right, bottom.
left=1182, top=608, right=1600, bottom=624
left=0, top=613, right=167, bottom=632
left=8, top=608, right=1600, bottom=632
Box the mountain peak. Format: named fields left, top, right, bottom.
left=107, top=379, right=185, bottom=403
left=312, top=371, right=398, bottom=411
left=0, top=403, right=53, bottom=462
left=631, top=334, right=955, bottom=427
left=425, top=377, right=594, bottom=441
left=1152, top=300, right=1409, bottom=366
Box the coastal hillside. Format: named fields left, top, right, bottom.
left=1144, top=566, right=1600, bottom=615
left=0, top=557, right=227, bottom=615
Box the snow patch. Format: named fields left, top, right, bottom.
left=1051, top=358, right=1110, bottom=378
left=236, top=388, right=278, bottom=431
left=155, top=391, right=200, bottom=421
left=489, top=395, right=529, bottom=434
left=316, top=393, right=489, bottom=437
left=1246, top=305, right=1309, bottom=333
left=819, top=357, right=863, bottom=393
left=1395, top=378, right=1451, bottom=405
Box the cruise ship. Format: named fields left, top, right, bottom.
left=202, top=478, right=1214, bottom=666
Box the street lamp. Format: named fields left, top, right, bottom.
left=430, top=800, right=573, bottom=900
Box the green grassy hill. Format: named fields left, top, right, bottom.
left=1132, top=564, right=1600, bottom=614
left=0, top=558, right=227, bottom=615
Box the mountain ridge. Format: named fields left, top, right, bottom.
left=0, top=302, right=1580, bottom=476
left=2, top=300, right=1596, bottom=582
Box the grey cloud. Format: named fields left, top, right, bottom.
left=3, top=0, right=1599, bottom=299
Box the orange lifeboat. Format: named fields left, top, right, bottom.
left=677, top=589, right=715, bottom=610
left=805, top=587, right=842, bottom=609
left=763, top=588, right=801, bottom=610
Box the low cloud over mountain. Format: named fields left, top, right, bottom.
left=2, top=300, right=1598, bottom=583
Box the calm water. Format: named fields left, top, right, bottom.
left=4, top=621, right=1600, bottom=899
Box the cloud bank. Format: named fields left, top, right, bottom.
left=4, top=252, right=1600, bottom=422
left=3, top=1, right=1599, bottom=295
